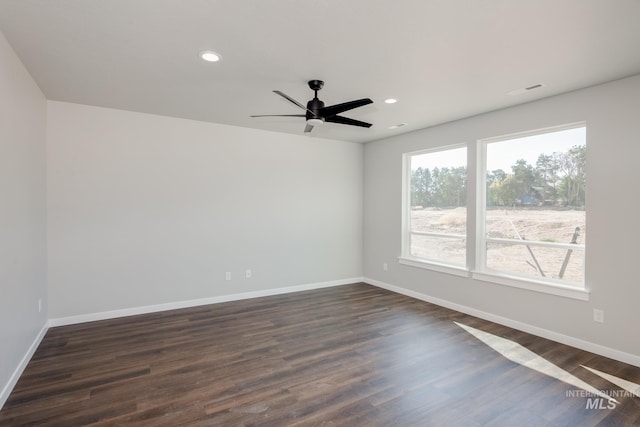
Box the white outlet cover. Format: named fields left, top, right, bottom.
left=593, top=309, right=604, bottom=323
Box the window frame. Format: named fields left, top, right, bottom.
left=400, top=143, right=469, bottom=276
left=473, top=123, right=588, bottom=299
left=399, top=123, right=590, bottom=300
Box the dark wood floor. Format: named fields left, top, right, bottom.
left=2, top=283, right=640, bottom=426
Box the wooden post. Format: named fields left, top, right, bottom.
left=559, top=227, right=581, bottom=279
left=522, top=234, right=545, bottom=277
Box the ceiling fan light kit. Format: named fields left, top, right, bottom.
left=251, top=80, right=373, bottom=133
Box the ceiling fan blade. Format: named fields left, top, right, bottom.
left=304, top=123, right=314, bottom=133
left=325, top=115, right=372, bottom=128
left=273, top=90, right=312, bottom=113
left=250, top=114, right=306, bottom=117
left=320, top=98, right=373, bottom=118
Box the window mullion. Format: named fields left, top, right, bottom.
left=475, top=140, right=487, bottom=272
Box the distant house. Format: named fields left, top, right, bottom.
left=517, top=194, right=539, bottom=206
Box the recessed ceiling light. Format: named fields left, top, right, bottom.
left=200, top=50, right=222, bottom=62
left=384, top=98, right=398, bottom=104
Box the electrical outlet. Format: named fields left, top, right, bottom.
left=225, top=272, right=231, bottom=281
left=246, top=269, right=252, bottom=278
left=383, top=262, right=388, bottom=271
left=593, top=309, right=604, bottom=323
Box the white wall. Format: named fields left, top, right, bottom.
left=0, top=32, right=47, bottom=404
left=364, top=75, right=640, bottom=361
left=47, top=102, right=363, bottom=319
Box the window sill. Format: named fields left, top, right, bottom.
left=398, top=256, right=469, bottom=278
left=472, top=271, right=590, bottom=301
left=397, top=257, right=589, bottom=301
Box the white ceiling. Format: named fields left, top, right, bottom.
left=1, top=0, right=640, bottom=143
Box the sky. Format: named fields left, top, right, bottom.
left=411, top=126, right=586, bottom=172
left=487, top=126, right=586, bottom=172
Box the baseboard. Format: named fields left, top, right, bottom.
left=6, top=277, right=638, bottom=412
left=49, top=277, right=365, bottom=327
left=364, top=277, right=640, bottom=368
left=0, top=322, right=48, bottom=410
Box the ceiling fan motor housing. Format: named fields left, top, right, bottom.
left=306, top=98, right=325, bottom=121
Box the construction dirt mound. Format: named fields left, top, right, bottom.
left=411, top=208, right=585, bottom=283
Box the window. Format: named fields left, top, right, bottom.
left=478, top=125, right=586, bottom=288
left=401, top=145, right=467, bottom=269
left=400, top=123, right=587, bottom=298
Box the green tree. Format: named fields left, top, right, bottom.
left=535, top=153, right=559, bottom=204
left=413, top=166, right=468, bottom=208
left=497, top=159, right=539, bottom=205
left=497, top=175, right=520, bottom=206
left=487, top=169, right=507, bottom=206
left=411, top=167, right=432, bottom=207
left=484, top=146, right=585, bottom=208
left=435, top=167, right=463, bottom=207
left=556, top=145, right=586, bottom=207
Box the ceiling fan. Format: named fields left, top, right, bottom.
left=251, top=80, right=373, bottom=133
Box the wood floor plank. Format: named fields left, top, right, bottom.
left=2, top=283, right=640, bottom=426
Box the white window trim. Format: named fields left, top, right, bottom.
left=401, top=143, right=469, bottom=270
left=475, top=122, right=587, bottom=296
left=471, top=270, right=589, bottom=301
left=398, top=256, right=469, bottom=277
left=477, top=122, right=587, bottom=145
left=475, top=140, right=488, bottom=272
left=399, top=123, right=589, bottom=301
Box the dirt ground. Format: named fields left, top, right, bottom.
left=410, top=207, right=586, bottom=283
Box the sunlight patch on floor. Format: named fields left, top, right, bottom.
left=455, top=322, right=616, bottom=403
left=581, top=365, right=640, bottom=398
